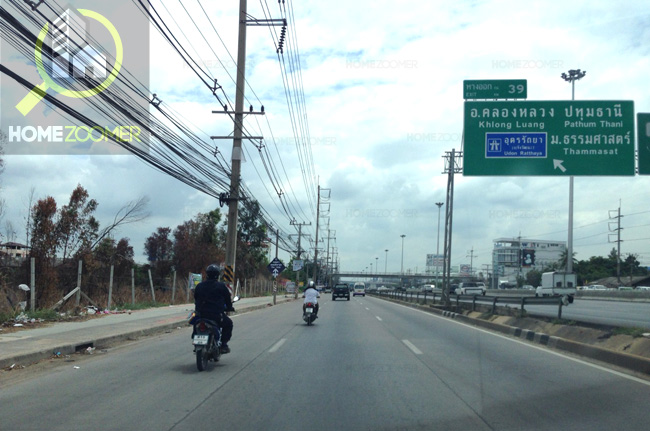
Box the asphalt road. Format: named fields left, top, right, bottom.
left=523, top=298, right=650, bottom=329
left=1, top=296, right=649, bottom=431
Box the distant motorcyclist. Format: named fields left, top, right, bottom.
left=302, top=280, right=320, bottom=318
left=194, top=264, right=235, bottom=353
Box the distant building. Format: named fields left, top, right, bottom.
left=492, top=238, right=566, bottom=282
left=0, top=241, right=30, bottom=259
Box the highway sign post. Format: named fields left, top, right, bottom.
left=463, top=79, right=527, bottom=100
left=463, top=100, right=635, bottom=176
left=267, top=257, right=285, bottom=278
left=638, top=113, right=650, bottom=175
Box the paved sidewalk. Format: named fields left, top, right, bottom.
left=0, top=296, right=296, bottom=369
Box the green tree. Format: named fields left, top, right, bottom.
left=525, top=269, right=542, bottom=287
left=232, top=200, right=269, bottom=279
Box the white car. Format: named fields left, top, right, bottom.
left=457, top=282, right=485, bottom=296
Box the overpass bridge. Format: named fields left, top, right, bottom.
left=331, top=271, right=441, bottom=283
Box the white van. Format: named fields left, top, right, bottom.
left=353, top=282, right=366, bottom=297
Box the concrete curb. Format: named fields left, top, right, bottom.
left=375, top=296, right=650, bottom=376
left=0, top=299, right=294, bottom=370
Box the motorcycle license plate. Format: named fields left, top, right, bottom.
left=193, top=335, right=209, bottom=345
left=306, top=308, right=313, bottom=313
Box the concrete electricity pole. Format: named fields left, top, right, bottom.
left=215, top=0, right=285, bottom=286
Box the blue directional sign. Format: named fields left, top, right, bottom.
left=485, top=132, right=546, bottom=158
left=267, top=257, right=286, bottom=278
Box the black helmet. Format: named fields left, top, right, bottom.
left=206, top=264, right=221, bottom=280
left=307, top=280, right=315, bottom=288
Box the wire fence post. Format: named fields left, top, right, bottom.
left=148, top=269, right=156, bottom=303
left=30, top=257, right=36, bottom=311
left=107, top=264, right=114, bottom=310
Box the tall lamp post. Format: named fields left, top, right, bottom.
left=400, top=234, right=406, bottom=277
left=560, top=69, right=586, bottom=273
left=375, top=257, right=378, bottom=277
left=435, top=202, right=444, bottom=284
left=384, top=249, right=388, bottom=274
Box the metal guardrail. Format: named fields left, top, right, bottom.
left=369, top=290, right=568, bottom=319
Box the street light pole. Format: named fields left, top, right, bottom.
left=435, top=202, right=444, bottom=284
left=400, top=234, right=406, bottom=277
left=561, top=69, right=586, bottom=274
left=384, top=249, right=388, bottom=274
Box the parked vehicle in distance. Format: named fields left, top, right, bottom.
left=456, top=282, right=485, bottom=296
left=636, top=286, right=650, bottom=291
left=324, top=286, right=332, bottom=293
left=422, top=284, right=435, bottom=292
left=522, top=285, right=535, bottom=290
left=332, top=283, right=350, bottom=301
left=449, top=284, right=459, bottom=294
left=586, top=284, right=607, bottom=290
left=377, top=286, right=390, bottom=291
left=353, top=282, right=366, bottom=297
left=535, top=272, right=577, bottom=303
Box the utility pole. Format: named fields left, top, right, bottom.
left=609, top=202, right=623, bottom=284
left=313, top=185, right=321, bottom=284
left=213, top=0, right=284, bottom=287
left=290, top=220, right=311, bottom=296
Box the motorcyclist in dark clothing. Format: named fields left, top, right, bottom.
left=194, top=264, right=235, bottom=353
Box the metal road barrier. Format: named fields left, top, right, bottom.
left=370, top=290, right=567, bottom=319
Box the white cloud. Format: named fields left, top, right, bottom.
left=2, top=0, right=650, bottom=275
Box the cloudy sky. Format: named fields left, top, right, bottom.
left=2, top=0, right=650, bottom=279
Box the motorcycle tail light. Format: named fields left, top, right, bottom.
left=306, top=302, right=314, bottom=307
left=198, top=322, right=207, bottom=331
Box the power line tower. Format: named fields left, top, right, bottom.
left=608, top=202, right=623, bottom=284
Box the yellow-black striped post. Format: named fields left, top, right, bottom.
left=223, top=265, right=235, bottom=285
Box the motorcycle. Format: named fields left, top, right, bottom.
left=303, top=301, right=317, bottom=326
left=190, top=295, right=239, bottom=372
left=192, top=317, right=223, bottom=371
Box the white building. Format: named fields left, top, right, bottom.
left=492, top=238, right=566, bottom=282
left=0, top=242, right=29, bottom=259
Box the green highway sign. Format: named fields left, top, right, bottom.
left=463, top=100, right=635, bottom=176
left=638, top=113, right=650, bottom=175
left=463, top=79, right=527, bottom=100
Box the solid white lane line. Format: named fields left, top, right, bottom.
left=402, top=339, right=423, bottom=355
left=269, top=338, right=286, bottom=353
left=376, top=316, right=383, bottom=321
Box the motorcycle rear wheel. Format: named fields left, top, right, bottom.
left=196, top=347, right=209, bottom=371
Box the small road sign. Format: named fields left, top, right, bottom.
left=267, top=257, right=286, bottom=278
left=463, top=79, right=527, bottom=100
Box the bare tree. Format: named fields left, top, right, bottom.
left=91, top=196, right=150, bottom=249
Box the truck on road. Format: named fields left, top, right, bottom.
left=535, top=272, right=577, bottom=302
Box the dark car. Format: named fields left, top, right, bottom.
left=332, top=283, right=350, bottom=301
